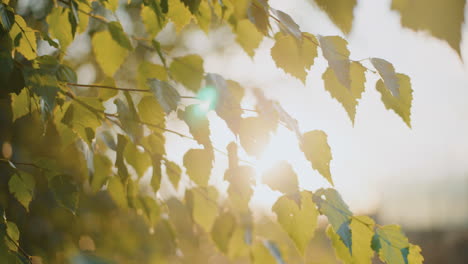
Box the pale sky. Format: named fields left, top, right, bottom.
left=162, top=0, right=468, bottom=221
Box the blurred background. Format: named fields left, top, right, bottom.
left=13, top=0, right=468, bottom=263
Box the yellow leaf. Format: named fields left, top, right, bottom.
left=236, top=19, right=263, bottom=57
left=301, top=130, right=333, bottom=185
left=196, top=0, right=211, bottom=33
left=272, top=191, right=319, bottom=254
left=138, top=95, right=165, bottom=126
left=262, top=161, right=299, bottom=194
left=106, top=0, right=119, bottom=12
left=186, top=186, right=218, bottom=231
left=165, top=161, right=181, bottom=189
left=107, top=177, right=127, bottom=208
left=141, top=6, right=167, bottom=38
left=313, top=0, right=357, bottom=34
left=318, top=35, right=351, bottom=88
left=9, top=15, right=36, bottom=60
left=167, top=0, right=192, bottom=33
left=323, top=62, right=366, bottom=124
left=408, top=244, right=424, bottom=264
left=376, top=73, right=412, bottom=127
left=391, top=0, right=465, bottom=56
left=92, top=30, right=129, bottom=77
left=47, top=7, right=73, bottom=50
left=183, top=148, right=213, bottom=186
left=271, top=32, right=318, bottom=83
left=211, top=212, right=236, bottom=254
left=10, top=88, right=34, bottom=122
left=239, top=117, right=271, bottom=157
left=169, top=54, right=204, bottom=92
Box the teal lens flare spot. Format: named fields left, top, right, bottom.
left=196, top=85, right=218, bottom=114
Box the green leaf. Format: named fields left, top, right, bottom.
left=92, top=30, right=129, bottom=77
left=300, top=130, right=333, bottom=185
left=10, top=88, right=32, bottom=122
left=374, top=225, right=410, bottom=264
left=211, top=211, right=236, bottom=254
left=313, top=188, right=353, bottom=251
left=239, top=117, right=271, bottom=157
left=0, top=4, right=14, bottom=33
left=62, top=97, right=104, bottom=145
left=47, top=7, right=73, bottom=50
left=8, top=171, right=35, bottom=211
left=115, top=134, right=129, bottom=181
left=137, top=95, right=165, bottom=126
left=167, top=0, right=192, bottom=32
left=24, top=67, right=59, bottom=115
left=49, top=174, right=80, bottom=214
left=107, top=21, right=133, bottom=50
left=313, top=0, right=357, bottom=34
left=5, top=221, right=19, bottom=252
left=318, top=35, right=351, bottom=89
left=147, top=78, right=180, bottom=114
left=271, top=32, right=318, bottom=83
left=9, top=15, right=36, bottom=60
left=272, top=191, right=319, bottom=254
left=178, top=104, right=211, bottom=148
left=165, top=160, right=181, bottom=189
left=107, top=177, right=127, bottom=209
left=370, top=58, right=400, bottom=97
left=91, top=153, right=112, bottom=192
left=262, top=161, right=299, bottom=195
left=124, top=142, right=152, bottom=178
left=236, top=19, right=263, bottom=57
left=327, top=216, right=375, bottom=264
left=169, top=54, right=204, bottom=92
left=183, top=148, right=213, bottom=186
left=376, top=73, right=412, bottom=127
left=323, top=61, right=366, bottom=124
left=137, top=61, right=167, bottom=91
left=150, top=155, right=163, bottom=193
left=391, top=0, right=465, bottom=56
left=186, top=186, right=218, bottom=231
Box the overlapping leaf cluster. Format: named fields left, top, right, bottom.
left=0, top=0, right=439, bottom=263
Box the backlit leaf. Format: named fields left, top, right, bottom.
left=271, top=32, right=318, bottom=83
left=108, top=21, right=133, bottom=50
left=167, top=0, right=192, bottom=32
left=5, top=221, right=19, bottom=252
left=236, top=19, right=263, bottom=57
left=47, top=7, right=73, bottom=50
left=313, top=0, right=357, bottom=34
left=8, top=171, right=34, bottom=211
left=271, top=8, right=301, bottom=39
left=165, top=160, right=181, bottom=189
left=62, top=97, right=104, bottom=145
left=376, top=73, right=412, bottom=127
left=391, top=0, right=465, bottom=56
left=239, top=117, right=271, bottom=157
left=211, top=211, right=236, bottom=254
left=138, top=95, right=165, bottom=126
left=374, top=225, right=410, bottom=264
left=323, top=61, right=366, bottom=123
left=141, top=5, right=167, bottom=38
left=313, top=188, right=353, bottom=251
left=252, top=240, right=285, bottom=264
left=147, top=78, right=180, bottom=114
left=107, top=177, right=127, bottom=209
left=327, top=216, right=375, bottom=264
left=408, top=244, right=424, bottom=264
left=169, top=54, right=204, bottom=92
left=137, top=61, right=167, bottom=91
left=301, top=130, right=333, bottom=185
left=124, top=142, right=152, bottom=178
left=9, top=15, right=36, bottom=60
left=10, top=88, right=32, bottom=121
left=224, top=165, right=255, bottom=212
left=183, top=148, right=213, bottom=186
left=92, top=30, right=129, bottom=77
left=272, top=191, right=319, bottom=254
left=318, top=35, right=351, bottom=88
left=91, top=153, right=112, bottom=192
left=179, top=104, right=211, bottom=148
left=186, top=186, right=218, bottom=231
left=262, top=161, right=299, bottom=195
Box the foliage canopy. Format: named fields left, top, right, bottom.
left=1, top=0, right=462, bottom=263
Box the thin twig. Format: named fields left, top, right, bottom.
left=67, top=83, right=151, bottom=93
left=4, top=233, right=32, bottom=263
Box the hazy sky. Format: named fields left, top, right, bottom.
left=163, top=0, right=468, bottom=217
